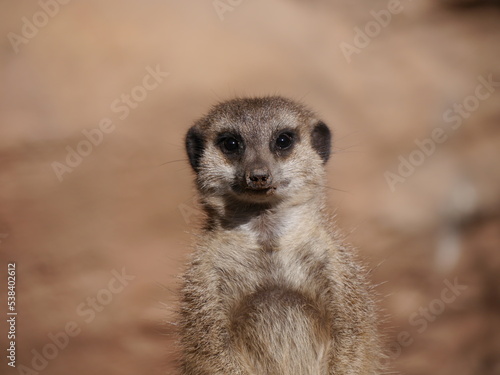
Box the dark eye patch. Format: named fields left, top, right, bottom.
left=275, top=132, right=294, bottom=150
left=271, top=129, right=297, bottom=157
left=222, top=137, right=239, bottom=152
left=216, top=132, right=244, bottom=156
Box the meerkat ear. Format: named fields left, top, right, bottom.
left=311, top=121, right=331, bottom=164
left=185, top=126, right=205, bottom=172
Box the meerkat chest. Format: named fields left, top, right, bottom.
left=212, top=232, right=332, bottom=310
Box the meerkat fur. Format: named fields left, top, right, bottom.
left=180, top=96, right=380, bottom=375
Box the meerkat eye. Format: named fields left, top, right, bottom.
left=275, top=132, right=293, bottom=150
left=220, top=136, right=241, bottom=154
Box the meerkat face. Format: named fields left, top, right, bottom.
left=185, top=97, right=331, bottom=204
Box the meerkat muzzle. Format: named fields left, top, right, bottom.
left=245, top=166, right=273, bottom=190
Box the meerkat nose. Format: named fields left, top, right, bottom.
left=246, top=167, right=273, bottom=189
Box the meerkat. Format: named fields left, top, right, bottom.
left=180, top=96, right=380, bottom=375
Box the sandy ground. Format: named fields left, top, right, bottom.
left=1, top=1, right=499, bottom=374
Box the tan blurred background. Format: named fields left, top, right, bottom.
left=1, top=1, right=499, bottom=374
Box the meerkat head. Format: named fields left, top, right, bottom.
left=185, top=96, right=331, bottom=205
